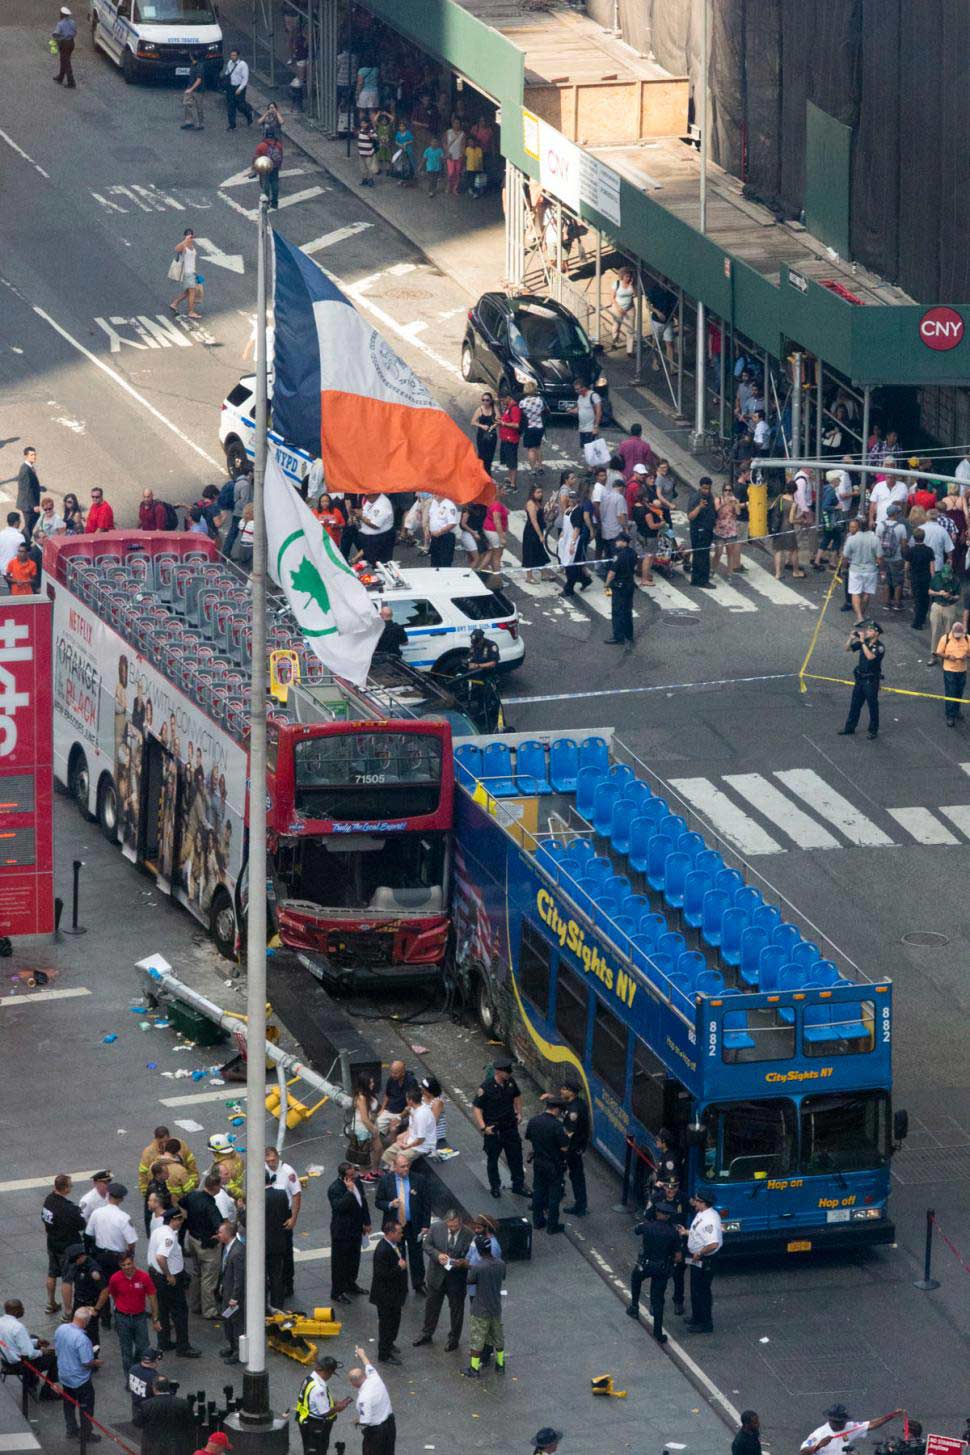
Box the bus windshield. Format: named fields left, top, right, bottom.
left=293, top=731, right=442, bottom=820
left=134, top=0, right=218, bottom=22
left=801, top=1091, right=889, bottom=1173
left=703, top=1099, right=796, bottom=1182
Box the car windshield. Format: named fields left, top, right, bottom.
left=134, top=0, right=218, bottom=22
left=510, top=307, right=589, bottom=360
left=702, top=1099, right=796, bottom=1181
left=800, top=1091, right=889, bottom=1173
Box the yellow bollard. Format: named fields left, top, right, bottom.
left=747, top=481, right=768, bottom=542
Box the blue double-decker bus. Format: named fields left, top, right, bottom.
left=451, top=727, right=906, bottom=1257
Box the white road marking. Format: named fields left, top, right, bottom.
left=722, top=774, right=840, bottom=849
left=91, top=191, right=128, bottom=214
left=218, top=189, right=258, bottom=223
left=667, top=777, right=785, bottom=855
left=638, top=574, right=699, bottom=612
left=939, top=805, right=970, bottom=838
left=0, top=129, right=50, bottom=180
left=0, top=986, right=91, bottom=1008
left=0, top=1432, right=42, bottom=1450
left=295, top=1235, right=381, bottom=1264
left=194, top=236, right=245, bottom=275
left=959, top=763, right=970, bottom=779
left=275, top=185, right=327, bottom=211
left=704, top=576, right=758, bottom=612
left=301, top=221, right=373, bottom=256
left=0, top=1170, right=97, bottom=1194
left=327, top=267, right=463, bottom=381
left=773, top=769, right=894, bottom=847
left=738, top=556, right=816, bottom=607
left=52, top=415, right=86, bottom=435
left=886, top=807, right=958, bottom=846
left=30, top=305, right=223, bottom=469
left=95, top=315, right=194, bottom=353
left=159, top=1088, right=248, bottom=1107
left=220, top=165, right=306, bottom=187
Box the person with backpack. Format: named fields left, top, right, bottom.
left=251, top=136, right=284, bottom=208
left=138, top=490, right=178, bottom=531
left=222, top=471, right=252, bottom=559
left=812, top=474, right=845, bottom=572
left=875, top=504, right=907, bottom=612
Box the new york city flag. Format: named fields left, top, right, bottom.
left=272, top=230, right=493, bottom=504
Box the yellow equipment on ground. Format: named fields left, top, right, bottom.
left=591, top=1374, right=628, bottom=1398
left=266, top=1306, right=342, bottom=1364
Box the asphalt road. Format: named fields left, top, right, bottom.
left=2, top=0, right=969, bottom=1446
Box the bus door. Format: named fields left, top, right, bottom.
left=139, top=733, right=180, bottom=895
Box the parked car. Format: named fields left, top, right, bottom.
left=460, top=292, right=612, bottom=422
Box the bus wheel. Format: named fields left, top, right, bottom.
left=210, top=890, right=238, bottom=961
left=476, top=976, right=499, bottom=1036
left=97, top=776, right=119, bottom=844
left=68, top=749, right=94, bottom=821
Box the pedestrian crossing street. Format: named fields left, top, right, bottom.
left=658, top=764, right=970, bottom=856
left=502, top=509, right=816, bottom=623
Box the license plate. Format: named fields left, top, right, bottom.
left=826, top=1209, right=851, bottom=1224
left=786, top=1239, right=812, bottom=1253
left=175, top=66, right=190, bottom=75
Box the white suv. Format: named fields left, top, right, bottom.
left=368, top=563, right=525, bottom=675
left=219, top=377, right=314, bottom=486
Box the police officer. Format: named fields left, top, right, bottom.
left=604, top=530, right=638, bottom=650
left=61, top=1245, right=108, bottom=1349
left=472, top=1057, right=529, bottom=1200
left=677, top=1191, right=723, bottom=1333
left=128, top=1347, right=163, bottom=1426
left=838, top=621, right=884, bottom=740
left=525, top=1098, right=569, bottom=1234
left=627, top=1201, right=681, bottom=1344
left=466, top=627, right=501, bottom=731
left=294, top=1355, right=350, bottom=1454
left=654, top=1128, right=682, bottom=1188
left=375, top=605, right=408, bottom=659
left=658, top=1173, right=689, bottom=1315
left=41, top=1173, right=85, bottom=1314
left=556, top=1081, right=590, bottom=1216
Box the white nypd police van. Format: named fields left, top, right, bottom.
left=220, top=376, right=314, bottom=488
left=89, top=0, right=223, bottom=85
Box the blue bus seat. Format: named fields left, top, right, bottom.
left=593, top=780, right=621, bottom=837
left=832, top=1001, right=871, bottom=1041
left=576, top=764, right=605, bottom=820
left=664, top=813, right=688, bottom=842
left=694, top=849, right=725, bottom=880
left=758, top=944, right=787, bottom=992
left=734, top=885, right=764, bottom=918
left=620, top=892, right=650, bottom=923
left=806, top=960, right=841, bottom=987
left=752, top=903, right=783, bottom=937
left=663, top=851, right=692, bottom=910
left=803, top=1003, right=840, bottom=1044
left=723, top=1009, right=756, bottom=1052
left=628, top=815, right=654, bottom=874
left=667, top=971, right=693, bottom=997
left=683, top=870, right=710, bottom=930
left=656, top=930, right=687, bottom=961
left=608, top=914, right=637, bottom=952
left=516, top=739, right=551, bottom=795
left=791, top=941, right=822, bottom=973
left=578, top=735, right=609, bottom=772
left=637, top=912, right=666, bottom=948
left=562, top=838, right=595, bottom=871
left=715, top=867, right=745, bottom=900
left=592, top=895, right=621, bottom=933
left=779, top=963, right=807, bottom=992
left=535, top=841, right=566, bottom=881
left=625, top=781, right=654, bottom=816
left=646, top=835, right=676, bottom=892
left=720, top=907, right=749, bottom=969
left=631, top=934, right=657, bottom=973
left=455, top=744, right=483, bottom=787
left=772, top=923, right=802, bottom=956
left=583, top=857, right=613, bottom=889
left=701, top=889, right=731, bottom=949
left=482, top=742, right=517, bottom=797
left=603, top=873, right=632, bottom=903
left=677, top=950, right=708, bottom=985
left=611, top=796, right=639, bottom=855
left=674, top=830, right=707, bottom=864
left=609, top=763, right=636, bottom=790
left=695, top=968, right=726, bottom=996
left=549, top=737, right=580, bottom=792
left=739, top=926, right=769, bottom=987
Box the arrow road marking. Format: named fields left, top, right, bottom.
left=194, top=235, right=245, bottom=274
left=219, top=164, right=306, bottom=187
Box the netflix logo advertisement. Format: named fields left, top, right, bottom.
left=0, top=599, right=54, bottom=937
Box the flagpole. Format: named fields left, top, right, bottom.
left=226, top=184, right=287, bottom=1453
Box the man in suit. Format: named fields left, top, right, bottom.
left=327, top=1163, right=371, bottom=1306
left=412, top=1210, right=472, bottom=1351
left=215, top=1218, right=245, bottom=1365
left=369, top=1219, right=408, bottom=1365
left=374, top=1155, right=431, bottom=1294
left=16, top=447, right=41, bottom=542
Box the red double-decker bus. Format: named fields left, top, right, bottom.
left=46, top=533, right=454, bottom=979
left=0, top=596, right=54, bottom=940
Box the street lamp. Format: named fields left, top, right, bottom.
left=692, top=0, right=710, bottom=451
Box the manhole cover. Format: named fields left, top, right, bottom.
left=901, top=930, right=949, bottom=947
left=661, top=612, right=701, bottom=626
left=380, top=285, right=433, bottom=300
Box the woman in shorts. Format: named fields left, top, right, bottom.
left=519, top=380, right=546, bottom=474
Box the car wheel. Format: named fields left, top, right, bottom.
left=68, top=749, right=94, bottom=821
left=209, top=889, right=238, bottom=960
left=121, top=48, right=136, bottom=84
left=461, top=342, right=479, bottom=383
left=97, top=776, right=119, bottom=844
left=225, top=438, right=248, bottom=477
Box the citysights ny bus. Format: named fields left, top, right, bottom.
left=46, top=532, right=454, bottom=972
left=450, top=727, right=907, bottom=1258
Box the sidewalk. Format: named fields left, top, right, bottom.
left=217, top=0, right=716, bottom=496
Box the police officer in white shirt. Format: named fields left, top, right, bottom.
left=358, top=494, right=395, bottom=566
left=802, top=1403, right=905, bottom=1455
left=348, top=1344, right=395, bottom=1454
left=147, top=1208, right=200, bottom=1357
left=676, top=1191, right=723, bottom=1333
left=295, top=1355, right=351, bottom=1453
left=79, top=1171, right=113, bottom=1226
left=265, top=1147, right=301, bottom=1300
left=87, top=1183, right=137, bottom=1272
left=428, top=497, right=459, bottom=568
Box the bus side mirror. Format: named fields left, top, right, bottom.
left=685, top=1122, right=706, bottom=1148
left=893, top=1109, right=908, bottom=1144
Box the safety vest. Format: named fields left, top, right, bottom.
left=295, top=1373, right=333, bottom=1426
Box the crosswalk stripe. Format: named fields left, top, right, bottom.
left=639, top=574, right=699, bottom=612
left=773, top=769, right=894, bottom=847
left=274, top=185, right=328, bottom=211
left=960, top=764, right=970, bottom=780
left=0, top=986, right=91, bottom=1008
left=159, top=1088, right=247, bottom=1107
left=738, top=556, right=816, bottom=607
left=721, top=774, right=840, bottom=849
left=887, top=807, right=959, bottom=845
left=667, top=777, right=785, bottom=855
left=703, top=576, right=759, bottom=613
left=939, top=805, right=970, bottom=839
left=301, top=221, right=372, bottom=255
left=0, top=1171, right=98, bottom=1194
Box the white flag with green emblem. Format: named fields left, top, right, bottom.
left=264, top=452, right=382, bottom=686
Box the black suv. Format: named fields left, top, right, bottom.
left=461, top=292, right=612, bottom=422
